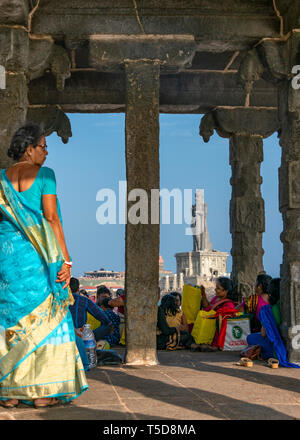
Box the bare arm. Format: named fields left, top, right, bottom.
left=42, top=194, right=71, bottom=288
left=201, top=285, right=210, bottom=308
left=177, top=312, right=189, bottom=332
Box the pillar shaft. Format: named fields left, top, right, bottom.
left=0, top=25, right=29, bottom=168
left=125, top=60, right=160, bottom=365
left=0, top=73, right=28, bottom=168
left=200, top=107, right=279, bottom=299
left=278, top=34, right=300, bottom=362
left=230, top=133, right=265, bottom=298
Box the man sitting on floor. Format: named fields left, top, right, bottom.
left=99, top=297, right=120, bottom=347
left=69, top=277, right=113, bottom=344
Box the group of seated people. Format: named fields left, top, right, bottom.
left=157, top=274, right=299, bottom=368
left=69, top=274, right=298, bottom=370
left=68, top=278, right=125, bottom=371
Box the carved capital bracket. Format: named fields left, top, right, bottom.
left=238, top=40, right=288, bottom=91
left=28, top=37, right=71, bottom=91
left=238, top=31, right=300, bottom=108
left=199, top=107, right=279, bottom=142
left=89, top=34, right=196, bottom=73
left=27, top=105, right=72, bottom=143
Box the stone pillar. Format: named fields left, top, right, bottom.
left=89, top=35, right=196, bottom=365
left=179, top=272, right=184, bottom=290
left=229, top=132, right=265, bottom=298
left=0, top=24, right=29, bottom=168
left=173, top=273, right=178, bottom=290
left=277, top=33, right=300, bottom=362
left=125, top=60, right=160, bottom=365
left=164, top=275, right=170, bottom=292
left=200, top=107, right=279, bottom=299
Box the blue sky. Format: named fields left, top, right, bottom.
left=46, top=113, right=282, bottom=278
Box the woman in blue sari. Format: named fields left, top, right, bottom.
left=246, top=275, right=299, bottom=368
left=0, top=123, right=88, bottom=408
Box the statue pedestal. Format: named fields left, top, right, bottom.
left=175, top=250, right=229, bottom=281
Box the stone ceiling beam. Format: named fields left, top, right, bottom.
left=89, top=34, right=196, bottom=73
left=28, top=71, right=277, bottom=112
left=31, top=0, right=280, bottom=48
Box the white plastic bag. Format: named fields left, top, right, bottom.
left=223, top=317, right=250, bottom=351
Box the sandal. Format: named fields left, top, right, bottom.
left=34, top=398, right=59, bottom=408
left=0, top=399, right=19, bottom=408
left=236, top=357, right=253, bottom=367
left=267, top=358, right=279, bottom=369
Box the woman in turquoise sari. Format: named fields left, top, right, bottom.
left=0, top=122, right=88, bottom=408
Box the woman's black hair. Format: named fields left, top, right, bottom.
left=268, top=278, right=281, bottom=305
left=116, top=288, right=125, bottom=297
left=216, top=277, right=235, bottom=301
left=8, top=122, right=44, bottom=161
left=160, top=294, right=179, bottom=316
left=101, top=297, right=113, bottom=309
left=256, top=274, right=272, bottom=294
left=96, top=285, right=111, bottom=296
left=170, top=291, right=182, bottom=304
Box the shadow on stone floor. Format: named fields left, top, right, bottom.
left=87, top=368, right=294, bottom=420
left=155, top=352, right=300, bottom=395
left=13, top=406, right=175, bottom=421
left=115, top=349, right=300, bottom=396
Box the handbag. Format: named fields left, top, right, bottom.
left=182, top=284, right=202, bottom=324
left=191, top=310, right=217, bottom=344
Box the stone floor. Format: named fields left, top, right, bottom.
left=1, top=349, right=300, bottom=420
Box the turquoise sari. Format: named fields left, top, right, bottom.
left=0, top=169, right=88, bottom=403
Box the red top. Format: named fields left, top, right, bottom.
left=118, top=294, right=125, bottom=315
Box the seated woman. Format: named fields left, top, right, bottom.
left=237, top=274, right=272, bottom=333
left=193, top=277, right=238, bottom=352
left=246, top=277, right=299, bottom=367
left=157, top=294, right=195, bottom=350
left=99, top=297, right=121, bottom=347
left=169, top=291, right=188, bottom=329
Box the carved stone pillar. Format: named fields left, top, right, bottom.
left=277, top=33, right=300, bottom=362
left=239, top=31, right=300, bottom=361
left=89, top=35, right=196, bottom=365
left=200, top=107, right=279, bottom=299
left=125, top=60, right=160, bottom=365
left=229, top=132, right=265, bottom=298
left=0, top=25, right=29, bottom=168
left=0, top=3, right=72, bottom=168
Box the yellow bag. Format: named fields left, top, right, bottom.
left=120, top=327, right=126, bottom=345
left=191, top=310, right=217, bottom=344
left=182, top=284, right=202, bottom=324
left=86, top=312, right=101, bottom=331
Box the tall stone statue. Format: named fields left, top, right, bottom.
left=191, top=190, right=212, bottom=251
left=191, top=203, right=200, bottom=251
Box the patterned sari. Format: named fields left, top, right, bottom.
left=0, top=169, right=88, bottom=403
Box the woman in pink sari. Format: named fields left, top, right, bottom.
left=197, top=277, right=238, bottom=351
